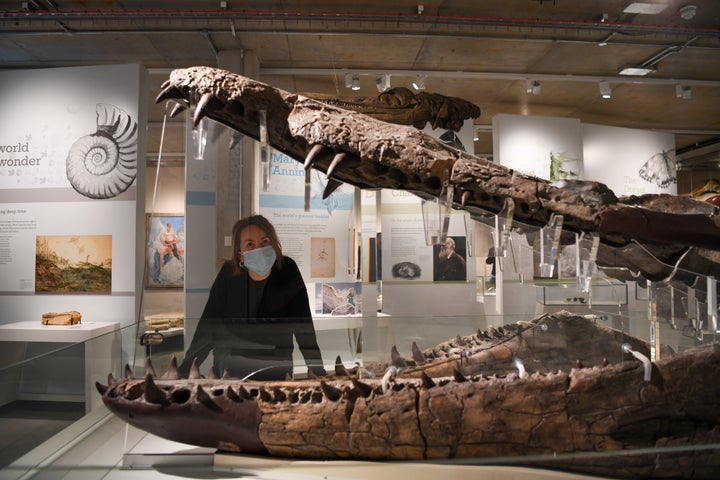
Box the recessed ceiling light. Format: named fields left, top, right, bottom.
left=618, top=65, right=657, bottom=76
left=623, top=2, right=668, bottom=15
left=679, top=5, right=697, bottom=20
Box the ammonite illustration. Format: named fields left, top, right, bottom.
left=391, top=261, right=422, bottom=279
left=66, top=103, right=138, bottom=199
left=638, top=149, right=677, bottom=188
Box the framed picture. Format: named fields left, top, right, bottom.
left=146, top=214, right=185, bottom=288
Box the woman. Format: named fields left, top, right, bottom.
left=179, top=215, right=327, bottom=380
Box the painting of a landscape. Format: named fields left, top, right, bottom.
left=35, top=235, right=112, bottom=293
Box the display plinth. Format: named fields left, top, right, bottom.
left=0, top=321, right=120, bottom=413
left=213, top=452, right=609, bottom=480
left=122, top=430, right=214, bottom=470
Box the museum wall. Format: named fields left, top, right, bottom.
left=0, top=64, right=147, bottom=329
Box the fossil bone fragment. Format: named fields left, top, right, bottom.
left=156, top=67, right=720, bottom=287
left=98, top=312, right=720, bottom=479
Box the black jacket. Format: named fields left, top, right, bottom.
left=179, top=257, right=325, bottom=379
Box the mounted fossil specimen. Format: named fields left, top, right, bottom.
left=155, top=66, right=720, bottom=289
left=97, top=67, right=720, bottom=479
left=98, top=312, right=720, bottom=479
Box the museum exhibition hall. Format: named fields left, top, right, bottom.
left=1, top=1, right=719, bottom=479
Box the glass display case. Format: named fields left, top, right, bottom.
left=1, top=287, right=717, bottom=480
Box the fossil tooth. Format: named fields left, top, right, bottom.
left=164, top=356, right=179, bottom=380
left=381, top=367, right=398, bottom=394
left=455, top=335, right=466, bottom=347
left=576, top=360, right=584, bottom=369
left=351, top=378, right=373, bottom=398
left=326, top=152, right=347, bottom=178
left=169, top=102, right=187, bottom=118
left=95, top=382, right=108, bottom=395
left=238, top=386, right=252, bottom=399
left=461, top=189, right=472, bottom=207
left=189, top=358, right=202, bottom=380
left=124, top=364, right=133, bottom=379
left=226, top=386, right=242, bottom=403
left=222, top=369, right=231, bottom=379
left=259, top=387, right=273, bottom=402
left=107, top=373, right=116, bottom=385
left=143, top=373, right=169, bottom=405
left=322, top=178, right=345, bottom=199
left=391, top=346, right=408, bottom=368
left=155, top=84, right=184, bottom=104
left=603, top=357, right=609, bottom=366
left=307, top=368, right=318, bottom=379
left=421, top=371, right=436, bottom=389
left=335, top=356, right=351, bottom=377
left=145, top=357, right=156, bottom=378
left=208, top=366, right=219, bottom=379
left=303, top=144, right=324, bottom=170
left=411, top=342, right=426, bottom=365
left=272, top=387, right=287, bottom=402
left=196, top=385, right=222, bottom=413
left=192, top=92, right=215, bottom=127
left=453, top=368, right=468, bottom=383
left=320, top=381, right=343, bottom=401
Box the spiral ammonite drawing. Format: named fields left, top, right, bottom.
left=66, top=103, right=138, bottom=199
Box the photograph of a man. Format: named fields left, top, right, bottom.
left=434, top=236, right=467, bottom=282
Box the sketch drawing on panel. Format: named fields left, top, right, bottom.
left=639, top=149, right=677, bottom=188
left=66, top=103, right=138, bottom=199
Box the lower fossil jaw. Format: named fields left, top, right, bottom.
left=97, top=312, right=720, bottom=478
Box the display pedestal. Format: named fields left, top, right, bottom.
left=214, top=452, right=606, bottom=480
left=122, top=430, right=214, bottom=470
left=0, top=321, right=120, bottom=413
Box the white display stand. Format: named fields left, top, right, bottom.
left=0, top=321, right=120, bottom=413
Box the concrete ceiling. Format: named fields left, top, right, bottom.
left=2, top=0, right=720, bottom=171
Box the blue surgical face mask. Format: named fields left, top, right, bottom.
left=242, top=245, right=277, bottom=276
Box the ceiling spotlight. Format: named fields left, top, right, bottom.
left=345, top=73, right=361, bottom=91
left=376, top=74, right=391, bottom=93
left=676, top=84, right=692, bottom=99
left=344, top=73, right=353, bottom=89
left=525, top=79, right=541, bottom=95
left=412, top=74, right=427, bottom=90
left=599, top=81, right=612, bottom=99
left=679, top=5, right=697, bottom=20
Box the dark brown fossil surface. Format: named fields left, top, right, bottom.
left=156, top=66, right=720, bottom=287
left=98, top=312, right=720, bottom=479
left=100, top=67, right=720, bottom=478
